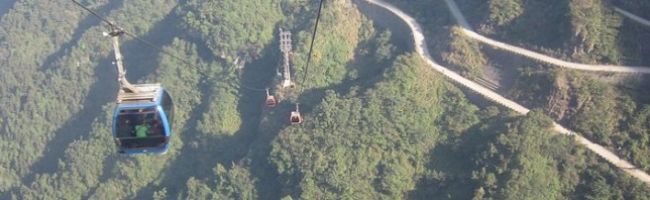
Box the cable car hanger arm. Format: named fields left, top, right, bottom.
left=71, top=0, right=138, bottom=93
left=108, top=28, right=138, bottom=93
left=71, top=0, right=195, bottom=74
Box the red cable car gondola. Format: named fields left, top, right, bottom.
left=290, top=104, right=303, bottom=125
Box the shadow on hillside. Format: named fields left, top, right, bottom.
left=130, top=74, right=214, bottom=198
left=354, top=0, right=414, bottom=51
left=133, top=5, right=413, bottom=197
left=407, top=114, right=511, bottom=199
left=406, top=143, right=475, bottom=199
left=41, top=0, right=124, bottom=71
left=131, top=34, right=284, bottom=198
left=0, top=0, right=17, bottom=21
left=618, top=14, right=650, bottom=66
left=503, top=0, right=572, bottom=51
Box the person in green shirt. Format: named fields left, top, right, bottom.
left=135, top=124, right=149, bottom=138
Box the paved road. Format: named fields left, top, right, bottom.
left=614, top=7, right=650, bottom=28
left=363, top=0, right=650, bottom=185
left=443, top=0, right=650, bottom=74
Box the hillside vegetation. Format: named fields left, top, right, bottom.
left=0, top=0, right=649, bottom=199
left=446, top=0, right=650, bottom=174
left=387, top=0, right=650, bottom=198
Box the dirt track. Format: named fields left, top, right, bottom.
left=443, top=0, right=650, bottom=74
left=361, top=0, right=650, bottom=185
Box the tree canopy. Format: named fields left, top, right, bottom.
left=0, top=0, right=649, bottom=199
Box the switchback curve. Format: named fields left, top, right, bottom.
left=362, top=0, right=650, bottom=185
left=443, top=0, right=650, bottom=74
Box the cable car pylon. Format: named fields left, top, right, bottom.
left=279, top=28, right=294, bottom=88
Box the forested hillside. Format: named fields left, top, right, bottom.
left=0, top=0, right=649, bottom=199
left=439, top=0, right=650, bottom=174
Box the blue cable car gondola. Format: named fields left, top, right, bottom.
left=112, top=84, right=173, bottom=155
left=103, top=26, right=174, bottom=155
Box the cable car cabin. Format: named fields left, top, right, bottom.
left=265, top=95, right=277, bottom=108
left=112, top=84, right=173, bottom=155
left=289, top=111, right=303, bottom=125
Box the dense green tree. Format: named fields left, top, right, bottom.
left=290, top=0, right=375, bottom=90
left=466, top=111, right=562, bottom=199
left=181, top=164, right=257, bottom=200
left=488, top=0, right=524, bottom=26
left=2, top=0, right=650, bottom=199
left=0, top=0, right=177, bottom=193
left=569, top=0, right=622, bottom=63
left=442, top=27, right=488, bottom=79
left=270, top=53, right=481, bottom=199
left=182, top=0, right=284, bottom=62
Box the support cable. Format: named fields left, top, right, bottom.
left=72, top=0, right=194, bottom=67
left=298, top=0, right=325, bottom=94
left=72, top=0, right=266, bottom=93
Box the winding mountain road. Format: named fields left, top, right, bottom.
left=442, top=0, right=650, bottom=74
left=362, top=0, right=650, bottom=185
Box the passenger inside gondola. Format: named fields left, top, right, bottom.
left=116, top=108, right=166, bottom=149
